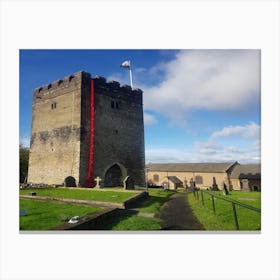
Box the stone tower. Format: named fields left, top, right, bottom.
left=28, top=71, right=145, bottom=188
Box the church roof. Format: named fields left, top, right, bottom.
left=146, top=162, right=236, bottom=173
left=167, top=176, right=183, bottom=184
left=230, top=164, right=261, bottom=179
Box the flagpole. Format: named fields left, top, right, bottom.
left=129, top=66, right=134, bottom=89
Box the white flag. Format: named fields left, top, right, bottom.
left=120, top=60, right=131, bottom=69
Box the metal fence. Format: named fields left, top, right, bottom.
left=192, top=189, right=261, bottom=230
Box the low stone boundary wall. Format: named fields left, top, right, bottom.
left=20, top=191, right=148, bottom=209
left=123, top=191, right=148, bottom=208
left=20, top=195, right=124, bottom=208
left=52, top=207, right=119, bottom=230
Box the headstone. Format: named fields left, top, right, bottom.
left=123, top=176, right=134, bottom=189
left=223, top=182, right=229, bottom=195
left=189, top=178, right=195, bottom=191
left=163, top=182, right=169, bottom=190
left=184, top=180, right=188, bottom=190
left=241, top=179, right=250, bottom=191
left=212, top=177, right=219, bottom=191
left=94, top=176, right=102, bottom=189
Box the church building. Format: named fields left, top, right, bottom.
left=28, top=71, right=145, bottom=188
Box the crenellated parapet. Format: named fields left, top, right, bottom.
left=33, top=71, right=143, bottom=104
left=33, top=71, right=85, bottom=103
left=92, top=75, right=143, bottom=104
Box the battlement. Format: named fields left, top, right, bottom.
left=92, top=75, right=143, bottom=104
left=33, top=71, right=143, bottom=103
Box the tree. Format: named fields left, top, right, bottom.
left=20, top=145, right=29, bottom=183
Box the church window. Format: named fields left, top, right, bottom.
left=195, top=175, right=203, bottom=184
left=153, top=174, right=159, bottom=182
left=51, top=102, right=57, bottom=109
left=111, top=100, right=120, bottom=109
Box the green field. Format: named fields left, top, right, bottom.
left=187, top=191, right=261, bottom=230
left=19, top=188, right=175, bottom=231
left=103, top=189, right=175, bottom=230
left=20, top=199, right=101, bottom=230
left=20, top=188, right=137, bottom=203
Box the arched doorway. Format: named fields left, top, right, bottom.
left=104, top=164, right=125, bottom=187
left=64, top=176, right=76, bottom=187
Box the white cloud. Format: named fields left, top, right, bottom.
left=142, top=50, right=260, bottom=120
left=20, top=135, right=30, bottom=148
left=146, top=122, right=261, bottom=164
left=146, top=143, right=260, bottom=164
left=210, top=122, right=260, bottom=139
left=144, top=112, right=158, bottom=126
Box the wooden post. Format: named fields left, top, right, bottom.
left=211, top=195, right=216, bottom=215
left=201, top=190, right=204, bottom=207
left=232, top=202, right=239, bottom=230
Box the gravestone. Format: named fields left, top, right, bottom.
left=212, top=177, right=219, bottom=191
left=241, top=179, right=250, bottom=191
left=123, top=176, right=134, bottom=190
left=163, top=182, right=169, bottom=190
left=94, top=176, right=102, bottom=189
left=189, top=178, right=196, bottom=191
left=223, top=182, right=229, bottom=195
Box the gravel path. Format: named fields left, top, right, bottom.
left=159, top=193, right=205, bottom=230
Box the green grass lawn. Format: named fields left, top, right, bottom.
left=96, top=189, right=175, bottom=230
left=92, top=189, right=175, bottom=231
left=20, top=188, right=137, bottom=203
left=187, top=191, right=261, bottom=230
left=19, top=188, right=176, bottom=231
left=20, top=199, right=101, bottom=230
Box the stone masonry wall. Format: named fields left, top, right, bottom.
left=147, top=171, right=229, bottom=190
left=28, top=72, right=83, bottom=185
left=93, top=77, right=145, bottom=187
left=28, top=71, right=145, bottom=187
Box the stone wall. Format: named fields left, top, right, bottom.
left=148, top=171, right=229, bottom=190
left=28, top=71, right=145, bottom=188
left=93, top=77, right=145, bottom=187
left=28, top=72, right=84, bottom=185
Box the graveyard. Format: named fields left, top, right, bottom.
left=19, top=188, right=175, bottom=230
left=19, top=186, right=260, bottom=231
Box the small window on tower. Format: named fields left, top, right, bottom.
left=111, top=100, right=115, bottom=108
left=51, top=102, right=57, bottom=109
left=116, top=102, right=119, bottom=109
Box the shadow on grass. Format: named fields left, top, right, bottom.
left=128, top=190, right=176, bottom=213
left=92, top=209, right=138, bottom=230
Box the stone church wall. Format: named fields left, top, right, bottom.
left=28, top=71, right=145, bottom=187
left=28, top=72, right=84, bottom=185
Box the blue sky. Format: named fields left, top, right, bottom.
left=20, top=49, right=260, bottom=164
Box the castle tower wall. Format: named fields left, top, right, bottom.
left=28, top=71, right=145, bottom=187
left=93, top=77, right=145, bottom=187
left=28, top=72, right=84, bottom=185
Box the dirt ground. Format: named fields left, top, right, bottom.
left=159, top=193, right=205, bottom=230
